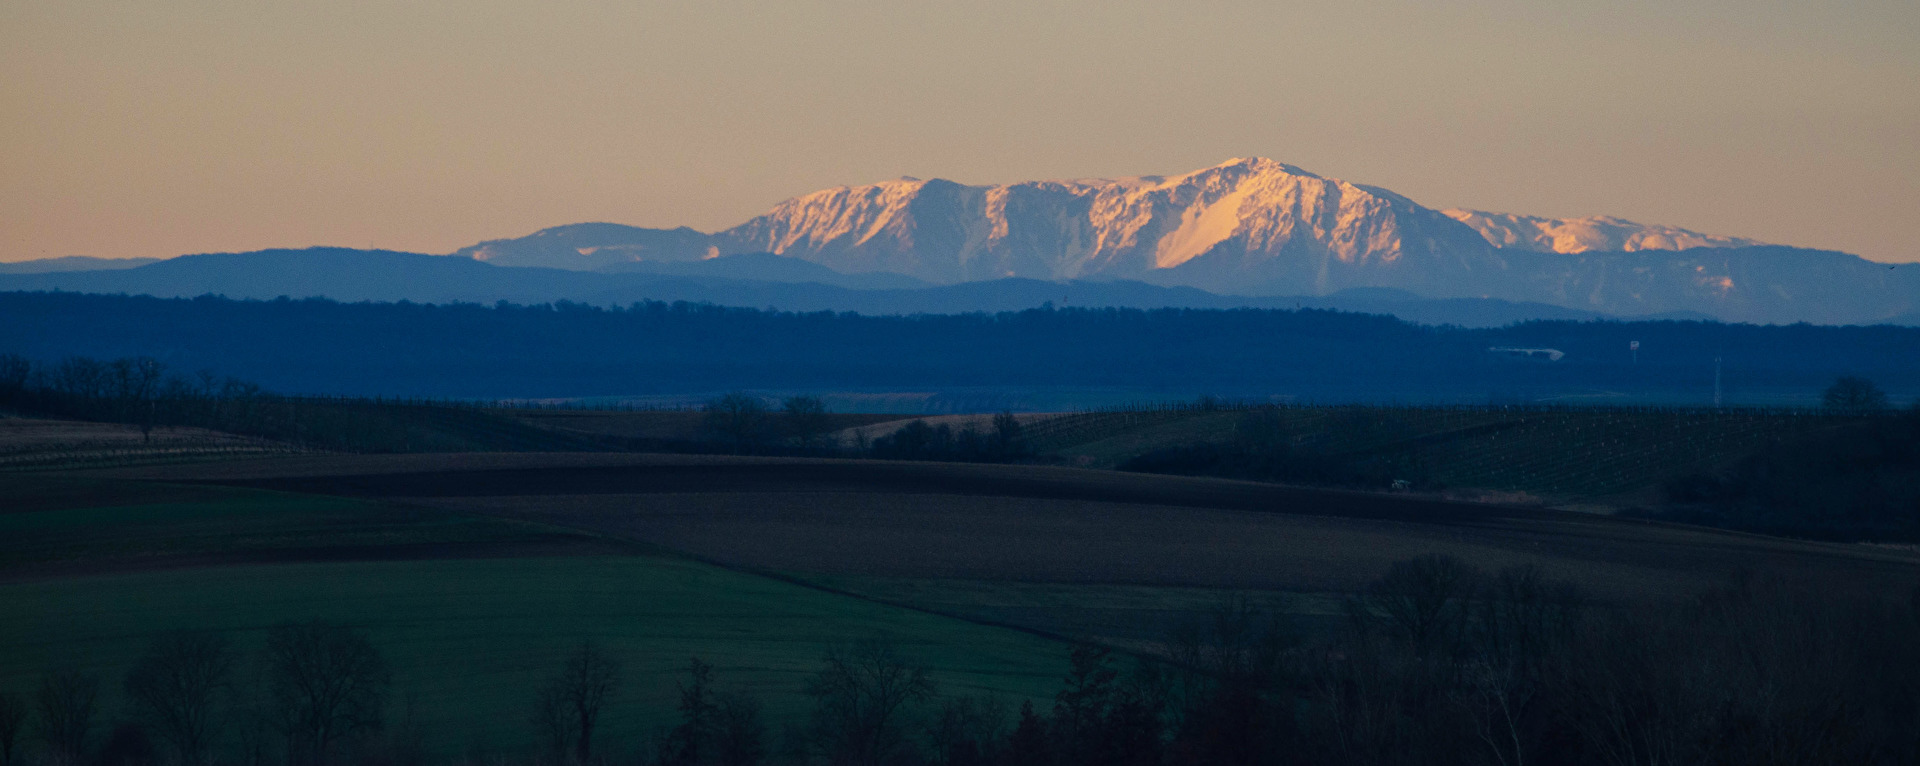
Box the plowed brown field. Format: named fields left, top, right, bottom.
left=96, top=453, right=1920, bottom=606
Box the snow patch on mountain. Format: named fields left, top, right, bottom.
left=454, top=223, right=715, bottom=269
left=1442, top=210, right=1766, bottom=253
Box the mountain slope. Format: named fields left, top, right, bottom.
left=598, top=251, right=929, bottom=290
left=453, top=223, right=716, bottom=269
left=713, top=158, right=1513, bottom=296
left=0, top=247, right=1665, bottom=328
left=1508, top=245, right=1920, bottom=325
left=0, top=249, right=565, bottom=304
left=0, top=256, right=160, bottom=274
left=1444, top=210, right=1766, bottom=253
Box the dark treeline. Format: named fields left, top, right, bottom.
left=1653, top=404, right=1920, bottom=541
left=865, top=414, right=1031, bottom=463
left=0, top=353, right=631, bottom=454
left=698, top=395, right=1033, bottom=463
left=1118, top=396, right=1920, bottom=542
left=7, top=292, right=1920, bottom=402
left=1116, top=407, right=1434, bottom=491
left=0, top=354, right=1022, bottom=462
left=4, top=555, right=1916, bottom=766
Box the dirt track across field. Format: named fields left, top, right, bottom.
left=95, top=453, right=1920, bottom=605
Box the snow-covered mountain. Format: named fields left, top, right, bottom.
left=422, top=158, right=1919, bottom=323
left=712, top=158, right=1512, bottom=297
left=454, top=223, right=715, bottom=269
left=455, top=158, right=1517, bottom=294
left=1441, top=210, right=1766, bottom=253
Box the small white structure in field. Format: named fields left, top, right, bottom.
left=1488, top=347, right=1566, bottom=362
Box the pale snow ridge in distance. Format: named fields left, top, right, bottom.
left=1441, top=209, right=1768, bottom=254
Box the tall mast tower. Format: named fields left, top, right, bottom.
left=1713, top=356, right=1723, bottom=408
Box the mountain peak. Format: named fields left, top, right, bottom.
left=425, top=160, right=1846, bottom=321
left=1203, top=156, right=1319, bottom=178
left=715, top=158, right=1496, bottom=290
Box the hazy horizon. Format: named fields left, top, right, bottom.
left=4, top=1, right=1916, bottom=264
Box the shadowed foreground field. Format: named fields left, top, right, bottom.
left=0, top=557, right=1069, bottom=753
left=7, top=450, right=1918, bottom=762
left=0, top=470, right=1072, bottom=756
left=99, top=453, right=1920, bottom=636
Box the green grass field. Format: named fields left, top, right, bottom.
left=0, top=475, right=1073, bottom=759
left=795, top=574, right=1351, bottom=654
left=0, top=557, right=1071, bottom=757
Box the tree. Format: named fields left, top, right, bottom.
left=658, top=658, right=764, bottom=766
left=704, top=393, right=772, bottom=453
left=114, top=357, right=166, bottom=441
left=782, top=395, right=832, bottom=448
left=803, top=640, right=935, bottom=766
left=0, top=690, right=26, bottom=766
left=990, top=411, right=1028, bottom=460
left=125, top=630, right=234, bottom=766
left=263, top=622, right=390, bottom=766
left=96, top=722, right=157, bottom=766
left=544, top=642, right=618, bottom=766
left=0, top=354, right=29, bottom=395
left=1166, top=594, right=1290, bottom=691
left=34, top=665, right=99, bottom=766
left=1047, top=646, right=1166, bottom=766
left=53, top=357, right=107, bottom=400
left=928, top=695, right=1006, bottom=766
left=1002, top=702, right=1050, bottom=766
left=1474, top=566, right=1584, bottom=675
left=662, top=658, right=718, bottom=766
left=1824, top=375, right=1889, bottom=413
left=1360, top=554, right=1479, bottom=652
left=1164, top=597, right=1293, bottom=766
left=1050, top=645, right=1119, bottom=761
left=531, top=681, right=574, bottom=765
left=710, top=691, right=766, bottom=766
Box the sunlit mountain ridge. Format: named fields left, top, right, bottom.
left=441, top=158, right=1916, bottom=324
left=1441, top=209, right=1767, bottom=254
left=5, top=160, right=1915, bottom=324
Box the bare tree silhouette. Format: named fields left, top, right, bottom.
left=542, top=642, right=618, bottom=766
left=124, top=630, right=234, bottom=766
left=263, top=622, right=389, bottom=766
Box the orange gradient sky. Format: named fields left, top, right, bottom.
left=3, top=1, right=1916, bottom=263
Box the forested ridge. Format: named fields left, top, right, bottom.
left=5, top=292, right=1918, bottom=402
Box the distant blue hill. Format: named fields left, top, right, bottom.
left=0, top=246, right=1904, bottom=328
left=5, top=290, right=1918, bottom=403
left=599, top=251, right=930, bottom=290
left=0, top=256, right=159, bottom=274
